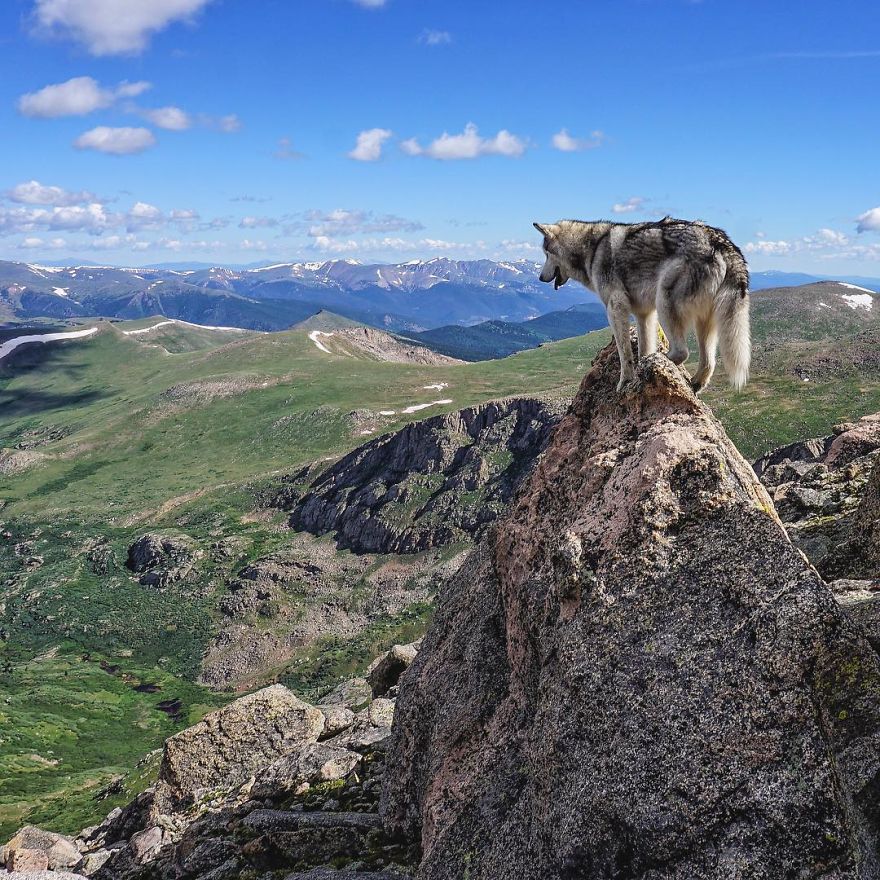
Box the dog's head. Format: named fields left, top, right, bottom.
left=533, top=222, right=570, bottom=290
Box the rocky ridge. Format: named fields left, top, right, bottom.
left=282, top=396, right=567, bottom=554
left=383, top=342, right=880, bottom=878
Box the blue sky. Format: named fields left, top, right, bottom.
left=1, top=0, right=879, bottom=272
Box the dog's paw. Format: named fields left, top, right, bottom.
left=690, top=377, right=707, bottom=395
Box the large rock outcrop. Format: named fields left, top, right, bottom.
left=383, top=343, right=880, bottom=879
left=755, top=414, right=880, bottom=579
left=284, top=396, right=567, bottom=553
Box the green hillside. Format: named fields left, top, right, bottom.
left=2, top=280, right=880, bottom=837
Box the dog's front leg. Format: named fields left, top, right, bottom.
left=606, top=296, right=635, bottom=391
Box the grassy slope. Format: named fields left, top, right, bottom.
left=2, top=283, right=879, bottom=836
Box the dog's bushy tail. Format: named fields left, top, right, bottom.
left=717, top=271, right=751, bottom=390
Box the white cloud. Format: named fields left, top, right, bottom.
left=170, top=208, right=199, bottom=221
left=19, top=236, right=67, bottom=250
left=349, top=128, right=393, bottom=161
left=6, top=180, right=101, bottom=206
left=215, top=114, right=241, bottom=133
left=856, top=207, right=880, bottom=234
left=33, top=0, right=215, bottom=55
left=552, top=128, right=606, bottom=152
left=142, top=106, right=191, bottom=130
left=418, top=29, right=451, bottom=45
left=126, top=201, right=164, bottom=230
left=743, top=239, right=792, bottom=256
left=350, top=0, right=387, bottom=7
left=402, top=123, right=526, bottom=160
left=274, top=137, right=304, bottom=160
left=612, top=196, right=646, bottom=214
left=74, top=126, right=156, bottom=155
left=742, top=228, right=879, bottom=259
left=304, top=208, right=423, bottom=238
left=239, top=216, right=278, bottom=229
left=18, top=76, right=151, bottom=117
left=309, top=234, right=484, bottom=256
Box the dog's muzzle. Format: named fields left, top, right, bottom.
left=539, top=266, right=564, bottom=289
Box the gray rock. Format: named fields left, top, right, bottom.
left=125, top=532, right=200, bottom=588
left=317, top=703, right=356, bottom=736
left=321, top=677, right=372, bottom=710
left=251, top=743, right=362, bottom=799
left=367, top=698, right=395, bottom=728
left=366, top=642, right=420, bottom=697
left=383, top=344, right=880, bottom=879
left=159, top=684, right=325, bottom=802
left=128, top=825, right=166, bottom=864
left=3, top=825, right=81, bottom=871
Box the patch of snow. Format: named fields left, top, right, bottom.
left=122, top=319, right=254, bottom=336
left=52, top=287, right=69, bottom=297
left=309, top=330, right=334, bottom=353
left=423, top=382, right=449, bottom=391
left=401, top=398, right=453, bottom=415
left=379, top=410, right=396, bottom=416
left=359, top=429, right=374, bottom=435
left=28, top=263, right=64, bottom=274
left=841, top=293, right=874, bottom=311
left=249, top=263, right=293, bottom=272
left=819, top=302, right=830, bottom=309
left=838, top=282, right=875, bottom=294
left=0, top=327, right=99, bottom=363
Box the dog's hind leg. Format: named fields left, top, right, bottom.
left=606, top=293, right=636, bottom=391
left=637, top=310, right=659, bottom=358
left=691, top=313, right=718, bottom=393
left=656, top=289, right=689, bottom=367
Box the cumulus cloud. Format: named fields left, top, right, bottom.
left=304, top=208, right=423, bottom=238
left=401, top=123, right=526, bottom=160
left=6, top=180, right=102, bottom=206
left=418, top=29, right=451, bottom=45
left=74, top=126, right=156, bottom=155
left=741, top=227, right=880, bottom=261
left=349, top=128, right=393, bottom=161
left=552, top=128, right=607, bottom=152
left=0, top=202, right=114, bottom=236
left=125, top=201, right=164, bottom=230
left=19, top=236, right=67, bottom=250
left=743, top=239, right=793, bottom=256
left=18, top=76, right=150, bottom=117
left=856, top=207, right=880, bottom=234
left=310, top=234, right=479, bottom=255
left=141, top=105, right=191, bottom=130
left=32, top=0, right=215, bottom=55
left=611, top=196, right=646, bottom=214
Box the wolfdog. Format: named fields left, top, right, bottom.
left=533, top=218, right=751, bottom=393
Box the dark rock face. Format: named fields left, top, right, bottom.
left=383, top=343, right=880, bottom=879
left=286, top=396, right=567, bottom=554
left=755, top=415, right=880, bottom=578
left=125, top=532, right=200, bottom=588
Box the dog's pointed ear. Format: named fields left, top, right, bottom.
left=533, top=222, right=551, bottom=237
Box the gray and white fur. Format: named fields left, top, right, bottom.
left=533, top=217, right=751, bottom=393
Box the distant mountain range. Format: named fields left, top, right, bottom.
left=0, top=258, right=595, bottom=332
left=2, top=257, right=877, bottom=337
